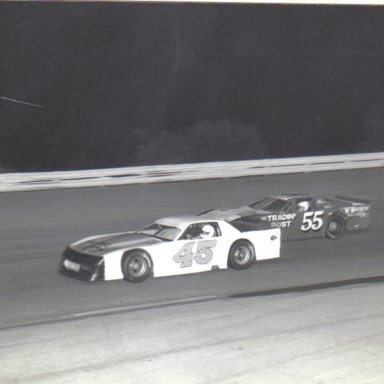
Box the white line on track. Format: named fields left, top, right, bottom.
left=0, top=295, right=220, bottom=331
left=70, top=296, right=219, bottom=318
left=0, top=95, right=48, bottom=109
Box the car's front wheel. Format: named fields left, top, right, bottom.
left=121, top=251, right=152, bottom=282
left=325, top=214, right=346, bottom=239
left=228, top=240, right=255, bottom=270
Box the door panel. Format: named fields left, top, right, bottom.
left=150, top=238, right=225, bottom=277
left=288, top=210, right=326, bottom=239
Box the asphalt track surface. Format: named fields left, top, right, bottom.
left=1, top=168, right=384, bottom=383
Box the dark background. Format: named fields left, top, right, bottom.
left=1, top=2, right=384, bottom=172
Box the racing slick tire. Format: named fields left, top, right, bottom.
left=121, top=251, right=152, bottom=282
left=325, top=214, right=346, bottom=239
left=228, top=240, right=255, bottom=270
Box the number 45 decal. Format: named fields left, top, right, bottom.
left=173, top=240, right=217, bottom=268
left=301, top=211, right=324, bottom=232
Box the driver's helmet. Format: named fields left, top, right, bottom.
left=298, top=201, right=310, bottom=211
left=200, top=224, right=215, bottom=239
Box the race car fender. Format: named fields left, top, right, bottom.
left=242, top=228, right=281, bottom=260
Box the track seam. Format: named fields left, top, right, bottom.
left=1, top=275, right=384, bottom=331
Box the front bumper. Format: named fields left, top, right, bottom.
left=60, top=247, right=105, bottom=282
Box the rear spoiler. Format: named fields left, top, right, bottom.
left=334, top=195, right=371, bottom=204
left=199, top=209, right=214, bottom=216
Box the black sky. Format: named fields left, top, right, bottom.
left=1, top=3, right=384, bottom=170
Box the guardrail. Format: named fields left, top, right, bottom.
left=0, top=152, right=383, bottom=192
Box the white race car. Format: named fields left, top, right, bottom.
left=60, top=216, right=281, bottom=282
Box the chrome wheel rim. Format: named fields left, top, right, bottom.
left=128, top=256, right=147, bottom=277
left=233, top=245, right=251, bottom=265
left=329, top=221, right=340, bottom=234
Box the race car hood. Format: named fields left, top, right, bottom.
left=70, top=232, right=163, bottom=256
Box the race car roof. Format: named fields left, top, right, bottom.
left=272, top=193, right=312, bottom=200
left=155, top=215, right=219, bottom=230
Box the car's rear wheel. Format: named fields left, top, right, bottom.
left=228, top=240, right=255, bottom=270
left=121, top=251, right=152, bottom=282
left=325, top=214, right=346, bottom=239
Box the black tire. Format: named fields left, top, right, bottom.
left=228, top=240, right=255, bottom=270
left=121, top=251, right=152, bottom=282
left=325, top=214, right=346, bottom=239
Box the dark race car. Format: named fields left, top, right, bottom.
left=200, top=193, right=370, bottom=241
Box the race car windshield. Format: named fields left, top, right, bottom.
left=138, top=223, right=181, bottom=241
left=249, top=198, right=288, bottom=212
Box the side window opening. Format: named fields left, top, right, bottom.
left=180, top=222, right=221, bottom=240
left=296, top=198, right=315, bottom=212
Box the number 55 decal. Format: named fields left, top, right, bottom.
left=173, top=240, right=217, bottom=268
left=301, top=211, right=324, bottom=232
